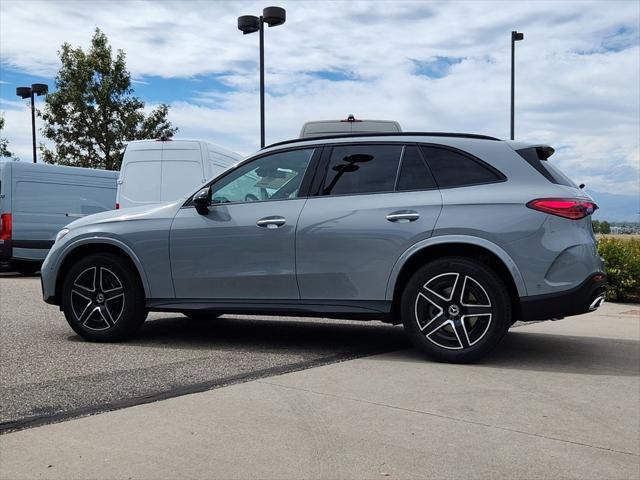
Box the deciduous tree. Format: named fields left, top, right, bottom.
left=40, top=28, right=177, bottom=170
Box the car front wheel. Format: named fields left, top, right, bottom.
left=401, top=257, right=511, bottom=363
left=61, top=253, right=147, bottom=342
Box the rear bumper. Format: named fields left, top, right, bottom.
left=519, top=273, right=607, bottom=321
left=0, top=239, right=11, bottom=260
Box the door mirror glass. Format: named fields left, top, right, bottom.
left=193, top=187, right=211, bottom=215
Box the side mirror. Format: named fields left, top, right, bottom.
left=193, top=187, right=211, bottom=215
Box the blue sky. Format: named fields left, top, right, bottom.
left=1, top=0, right=638, bottom=220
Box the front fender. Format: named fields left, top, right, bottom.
left=50, top=235, right=152, bottom=298
left=384, top=235, right=527, bottom=300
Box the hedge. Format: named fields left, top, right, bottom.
left=597, top=236, right=640, bottom=303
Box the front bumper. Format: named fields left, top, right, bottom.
left=519, top=272, right=607, bottom=321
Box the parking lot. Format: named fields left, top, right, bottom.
left=1, top=273, right=639, bottom=479
left=0, top=273, right=408, bottom=430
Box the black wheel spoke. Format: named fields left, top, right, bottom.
left=104, top=288, right=124, bottom=302
left=462, top=305, right=492, bottom=316
left=451, top=319, right=471, bottom=349
left=422, top=312, right=449, bottom=334
left=418, top=288, right=448, bottom=310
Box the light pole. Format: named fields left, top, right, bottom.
left=238, top=6, right=286, bottom=148
left=510, top=31, right=524, bottom=141
left=16, top=83, right=48, bottom=163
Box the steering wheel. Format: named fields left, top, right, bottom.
left=245, top=193, right=259, bottom=202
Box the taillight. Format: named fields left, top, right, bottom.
left=527, top=198, right=598, bottom=220
left=0, top=213, right=12, bottom=240
left=115, top=203, right=120, bottom=210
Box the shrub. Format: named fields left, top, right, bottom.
left=597, top=236, right=640, bottom=303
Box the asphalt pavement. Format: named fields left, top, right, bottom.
left=1, top=302, right=638, bottom=479
left=0, top=273, right=408, bottom=431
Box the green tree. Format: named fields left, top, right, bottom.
left=0, top=114, right=13, bottom=158
left=40, top=28, right=177, bottom=170
left=592, top=220, right=601, bottom=233
left=600, top=220, right=611, bottom=234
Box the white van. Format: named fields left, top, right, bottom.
left=116, top=139, right=242, bottom=209
left=299, top=115, right=402, bottom=138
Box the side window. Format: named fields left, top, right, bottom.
left=211, top=149, right=314, bottom=204
left=397, top=146, right=437, bottom=191
left=421, top=146, right=503, bottom=188
left=322, top=144, right=402, bottom=195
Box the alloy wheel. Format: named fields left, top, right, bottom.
left=70, top=266, right=125, bottom=331
left=414, top=272, right=493, bottom=350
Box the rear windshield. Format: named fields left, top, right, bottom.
left=516, top=147, right=577, bottom=188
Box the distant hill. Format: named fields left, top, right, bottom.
left=589, top=190, right=639, bottom=223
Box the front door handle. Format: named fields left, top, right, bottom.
left=256, top=216, right=287, bottom=229
left=386, top=210, right=420, bottom=223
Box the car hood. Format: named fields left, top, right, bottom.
left=65, top=200, right=183, bottom=230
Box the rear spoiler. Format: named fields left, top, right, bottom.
left=507, top=142, right=555, bottom=160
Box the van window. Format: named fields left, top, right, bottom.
left=161, top=160, right=203, bottom=201
left=121, top=161, right=161, bottom=202
left=211, top=149, right=314, bottom=204
left=15, top=181, right=114, bottom=215
left=420, top=146, right=503, bottom=188
left=396, top=146, right=437, bottom=191
left=322, top=145, right=402, bottom=195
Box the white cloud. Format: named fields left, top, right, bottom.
left=1, top=0, right=638, bottom=195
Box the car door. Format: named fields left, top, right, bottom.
left=296, top=143, right=442, bottom=300
left=169, top=147, right=318, bottom=299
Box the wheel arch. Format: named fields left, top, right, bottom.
left=386, top=236, right=526, bottom=322
left=54, top=239, right=150, bottom=305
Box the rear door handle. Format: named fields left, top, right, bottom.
left=256, top=216, right=287, bottom=229
left=386, top=210, right=420, bottom=223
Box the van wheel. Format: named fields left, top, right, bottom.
left=401, top=257, right=510, bottom=363
left=61, top=254, right=147, bottom=342
left=13, top=261, right=41, bottom=276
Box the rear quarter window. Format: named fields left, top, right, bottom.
left=516, top=147, right=577, bottom=188
left=420, top=146, right=504, bottom=188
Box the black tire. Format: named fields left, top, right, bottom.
left=401, top=257, right=511, bottom=363
left=61, top=253, right=147, bottom=342
left=182, top=311, right=221, bottom=321
left=13, top=261, right=41, bottom=276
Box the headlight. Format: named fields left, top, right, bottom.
left=55, top=228, right=70, bottom=243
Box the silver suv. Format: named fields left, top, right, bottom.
left=41, top=133, right=606, bottom=363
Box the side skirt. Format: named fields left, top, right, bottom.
left=146, top=298, right=393, bottom=321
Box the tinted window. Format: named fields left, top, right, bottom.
left=323, top=145, right=402, bottom=195
left=211, top=149, right=314, bottom=204
left=421, top=146, right=502, bottom=188
left=397, top=146, right=437, bottom=191
left=516, top=147, right=577, bottom=188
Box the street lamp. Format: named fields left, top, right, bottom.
left=510, top=31, right=524, bottom=141
left=16, top=83, right=48, bottom=163
left=238, top=6, right=286, bottom=148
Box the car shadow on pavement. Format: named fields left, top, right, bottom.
left=375, top=330, right=640, bottom=377
left=69, top=314, right=411, bottom=355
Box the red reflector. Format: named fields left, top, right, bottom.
left=0, top=213, right=12, bottom=241
left=526, top=198, right=598, bottom=220
left=592, top=274, right=605, bottom=282
left=115, top=203, right=120, bottom=210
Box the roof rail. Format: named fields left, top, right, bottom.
left=264, top=132, right=501, bottom=149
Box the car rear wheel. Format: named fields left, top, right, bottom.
left=401, top=257, right=511, bottom=363
left=61, top=254, right=147, bottom=342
